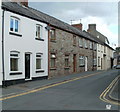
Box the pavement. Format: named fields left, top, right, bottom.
left=2, top=70, right=101, bottom=97
left=1, top=69, right=120, bottom=110
left=108, top=75, right=120, bottom=102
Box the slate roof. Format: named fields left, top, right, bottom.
left=2, top=1, right=98, bottom=42
left=2, top=1, right=113, bottom=50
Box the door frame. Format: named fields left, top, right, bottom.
left=25, top=52, right=32, bottom=80
left=73, top=54, right=77, bottom=72
left=85, top=56, right=88, bottom=71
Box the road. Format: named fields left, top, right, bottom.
left=2, top=69, right=120, bottom=110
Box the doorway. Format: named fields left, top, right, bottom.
left=25, top=53, right=31, bottom=79
left=73, top=54, right=76, bottom=72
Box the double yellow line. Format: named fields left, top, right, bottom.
left=1, top=71, right=102, bottom=101
left=99, top=75, right=120, bottom=106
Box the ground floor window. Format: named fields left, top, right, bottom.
left=93, top=58, right=97, bottom=66
left=50, top=53, right=56, bottom=68
left=36, top=53, right=42, bottom=70
left=65, top=55, right=69, bottom=67
left=10, top=51, right=20, bottom=71
left=98, top=57, right=100, bottom=67
left=79, top=56, right=85, bottom=66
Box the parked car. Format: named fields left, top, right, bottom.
left=116, top=65, right=120, bottom=69
left=113, top=65, right=117, bottom=68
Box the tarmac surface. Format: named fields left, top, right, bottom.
left=1, top=69, right=120, bottom=110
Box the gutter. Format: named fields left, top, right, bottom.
left=2, top=9, right=5, bottom=87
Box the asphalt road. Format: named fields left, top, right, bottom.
left=2, top=69, right=120, bottom=110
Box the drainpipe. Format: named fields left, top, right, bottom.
left=2, top=10, right=5, bottom=87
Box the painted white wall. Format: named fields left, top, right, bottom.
left=0, top=8, right=2, bottom=85
left=97, top=43, right=113, bottom=71
left=3, top=11, right=48, bottom=81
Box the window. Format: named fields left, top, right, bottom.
left=79, top=38, right=83, bottom=47
left=36, top=25, right=43, bottom=39
left=104, top=46, right=106, bottom=53
left=84, top=39, right=88, bottom=48
left=10, top=51, right=20, bottom=71
left=65, top=55, right=69, bottom=67
left=79, top=56, right=85, bottom=66
left=36, top=53, right=42, bottom=70
left=93, top=58, right=97, bottom=65
left=90, top=41, right=93, bottom=49
left=50, top=53, right=56, bottom=68
left=98, top=57, right=100, bottom=67
left=10, top=17, right=20, bottom=33
left=73, top=35, right=76, bottom=46
left=50, top=29, right=56, bottom=40
left=94, top=43, right=97, bottom=50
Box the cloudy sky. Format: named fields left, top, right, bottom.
left=29, top=2, right=118, bottom=48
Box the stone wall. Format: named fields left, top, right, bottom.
left=49, top=28, right=97, bottom=78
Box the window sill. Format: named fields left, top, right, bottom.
left=73, top=44, right=76, bottom=46
left=50, top=39, right=56, bottom=43
left=35, top=38, right=44, bottom=41
left=10, top=71, right=22, bottom=75
left=64, top=67, right=70, bottom=69
left=79, top=46, right=83, bottom=48
left=50, top=68, right=57, bottom=70
left=9, top=32, right=22, bottom=37
left=79, top=65, right=85, bottom=67
left=36, top=70, right=45, bottom=73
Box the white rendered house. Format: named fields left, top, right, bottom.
left=0, top=2, right=48, bottom=86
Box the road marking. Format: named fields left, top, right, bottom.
left=1, top=71, right=103, bottom=101
left=99, top=75, right=120, bottom=106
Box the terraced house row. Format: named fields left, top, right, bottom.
left=0, top=0, right=114, bottom=86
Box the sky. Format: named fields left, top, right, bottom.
left=29, top=1, right=118, bottom=48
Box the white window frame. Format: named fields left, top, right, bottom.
left=36, top=24, right=43, bottom=39
left=10, top=51, right=20, bottom=72
left=79, top=56, right=85, bottom=66
left=36, top=53, right=42, bottom=70
left=10, top=17, right=20, bottom=33
left=93, top=58, right=97, bottom=65
left=79, top=38, right=83, bottom=47
left=84, top=39, right=88, bottom=48
left=90, top=41, right=93, bottom=49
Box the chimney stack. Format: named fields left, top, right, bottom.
left=87, top=24, right=96, bottom=32
left=72, top=23, right=83, bottom=31
left=11, top=0, right=28, bottom=7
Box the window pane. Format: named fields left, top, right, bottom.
left=65, top=58, right=69, bottom=67
left=51, top=59, right=55, bottom=68
left=10, top=18, right=14, bottom=31
left=36, top=59, right=41, bottom=69
left=15, top=20, right=19, bottom=32
left=10, top=58, right=18, bottom=71
left=50, top=29, right=55, bottom=40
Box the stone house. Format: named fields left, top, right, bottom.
left=87, top=24, right=114, bottom=70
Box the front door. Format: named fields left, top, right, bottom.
left=73, top=54, right=76, bottom=72
left=85, top=56, right=88, bottom=71
left=25, top=54, right=30, bottom=79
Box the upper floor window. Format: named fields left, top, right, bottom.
left=84, top=39, right=88, bottom=48
left=79, top=38, right=83, bottom=47
left=10, top=17, right=20, bottom=33
left=36, top=25, right=43, bottom=39
left=104, top=46, right=106, bottom=53
left=90, top=41, right=93, bottom=49
left=50, top=29, right=56, bottom=41
left=10, top=51, right=20, bottom=71
left=94, top=43, right=97, bottom=51
left=73, top=35, right=76, bottom=46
